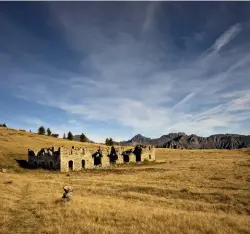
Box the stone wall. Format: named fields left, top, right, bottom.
left=60, top=146, right=112, bottom=172
left=28, top=145, right=156, bottom=172
left=60, top=146, right=101, bottom=172
left=141, top=145, right=156, bottom=162
left=28, top=146, right=60, bottom=170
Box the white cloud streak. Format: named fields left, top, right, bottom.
left=142, top=2, right=160, bottom=32
left=1, top=4, right=250, bottom=141
left=212, top=23, right=241, bottom=53
left=200, top=23, right=242, bottom=59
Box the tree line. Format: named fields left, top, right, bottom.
left=62, top=132, right=88, bottom=142
left=2, top=123, right=115, bottom=145
left=38, top=126, right=115, bottom=145
left=37, top=126, right=89, bottom=142
left=37, top=126, right=59, bottom=138
left=105, top=138, right=114, bottom=146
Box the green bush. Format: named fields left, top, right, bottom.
left=143, top=159, right=149, bottom=164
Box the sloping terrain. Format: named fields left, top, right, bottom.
left=0, top=127, right=105, bottom=171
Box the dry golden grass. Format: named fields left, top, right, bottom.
left=0, top=127, right=250, bottom=234
left=0, top=127, right=107, bottom=171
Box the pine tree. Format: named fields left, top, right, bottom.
left=63, top=133, right=66, bottom=139
left=67, top=131, right=73, bottom=141
left=2, top=123, right=7, bottom=127
left=80, top=133, right=88, bottom=142
left=109, top=138, right=114, bottom=146
left=38, top=126, right=45, bottom=135
left=105, top=138, right=114, bottom=146
left=46, top=128, right=52, bottom=136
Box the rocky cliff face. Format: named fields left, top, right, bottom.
left=118, top=133, right=250, bottom=149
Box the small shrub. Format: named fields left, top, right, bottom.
left=143, top=159, right=149, bottom=164
left=3, top=180, right=13, bottom=185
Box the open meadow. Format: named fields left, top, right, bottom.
left=0, top=128, right=250, bottom=234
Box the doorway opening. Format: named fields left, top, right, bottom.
left=134, top=145, right=142, bottom=162
left=94, top=156, right=102, bottom=166
left=68, top=160, right=73, bottom=170
left=109, top=146, right=118, bottom=164
left=82, top=160, right=85, bottom=168
left=92, top=150, right=102, bottom=166
left=122, top=149, right=133, bottom=163
left=123, top=154, right=130, bottom=163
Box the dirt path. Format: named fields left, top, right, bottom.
left=4, top=182, right=40, bottom=234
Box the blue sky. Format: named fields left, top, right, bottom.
left=0, top=2, right=250, bottom=142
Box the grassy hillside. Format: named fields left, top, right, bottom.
left=0, top=127, right=106, bottom=170
left=0, top=127, right=250, bottom=233
left=0, top=126, right=249, bottom=171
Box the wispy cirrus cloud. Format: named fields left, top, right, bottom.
left=212, top=23, right=241, bottom=52
left=1, top=2, right=250, bottom=142
left=142, top=2, right=160, bottom=32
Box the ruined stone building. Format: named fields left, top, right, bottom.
left=28, top=145, right=155, bottom=172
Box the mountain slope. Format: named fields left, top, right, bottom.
left=119, top=134, right=152, bottom=146
left=119, top=133, right=250, bottom=149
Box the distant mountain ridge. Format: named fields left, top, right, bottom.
left=116, top=133, right=250, bottom=149
left=118, top=134, right=152, bottom=146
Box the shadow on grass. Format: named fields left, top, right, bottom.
left=15, top=159, right=33, bottom=169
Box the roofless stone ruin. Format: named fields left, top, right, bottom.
left=28, top=145, right=155, bottom=172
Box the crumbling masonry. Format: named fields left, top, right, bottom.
left=28, top=145, right=155, bottom=172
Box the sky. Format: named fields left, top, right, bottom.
left=0, top=2, right=250, bottom=143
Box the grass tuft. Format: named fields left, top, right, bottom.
left=0, top=128, right=250, bottom=233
